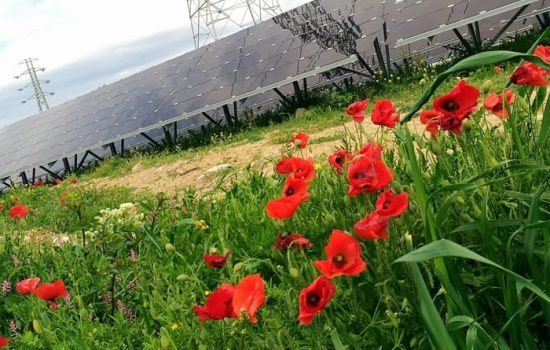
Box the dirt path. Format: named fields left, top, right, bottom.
left=87, top=118, right=425, bottom=196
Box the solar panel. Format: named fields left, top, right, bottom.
left=0, top=0, right=547, bottom=188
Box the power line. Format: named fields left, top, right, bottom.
left=15, top=58, right=54, bottom=112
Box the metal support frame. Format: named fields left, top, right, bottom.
left=20, top=171, right=29, bottom=185
left=487, top=5, right=529, bottom=47
left=331, top=82, right=343, bottom=92
left=354, top=53, right=375, bottom=75
left=73, top=154, right=78, bottom=171
left=233, top=101, right=238, bottom=124
left=222, top=104, right=233, bottom=127
left=77, top=151, right=89, bottom=170
left=108, top=142, right=117, bottom=156
left=292, top=81, right=303, bottom=105
left=467, top=23, right=482, bottom=51
left=339, top=66, right=371, bottom=78
left=373, top=37, right=387, bottom=75
left=452, top=28, right=474, bottom=54
left=202, top=112, right=221, bottom=126
left=2, top=178, right=13, bottom=188
left=32, top=168, right=36, bottom=183
left=120, top=139, right=125, bottom=157
left=535, top=12, right=549, bottom=27
left=273, top=88, right=292, bottom=107
left=302, top=78, right=308, bottom=96
left=62, top=157, right=71, bottom=173
left=39, top=166, right=62, bottom=180
left=140, top=132, right=162, bottom=148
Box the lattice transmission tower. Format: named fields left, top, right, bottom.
left=187, top=0, right=282, bottom=48
left=14, top=58, right=54, bottom=113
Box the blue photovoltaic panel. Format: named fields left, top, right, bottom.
left=0, top=0, right=547, bottom=185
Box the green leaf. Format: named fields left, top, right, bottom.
left=395, top=240, right=550, bottom=304
left=402, top=52, right=550, bottom=123
left=409, top=263, right=457, bottom=350
left=330, top=329, right=346, bottom=350
left=540, top=91, right=550, bottom=145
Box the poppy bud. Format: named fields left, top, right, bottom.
left=429, top=140, right=441, bottom=155
left=481, top=80, right=492, bottom=94
left=419, top=78, right=426, bottom=86
left=462, top=118, right=473, bottom=131
left=165, top=243, right=175, bottom=252
left=160, top=328, right=172, bottom=349
left=289, top=267, right=300, bottom=278
left=80, top=308, right=89, bottom=320
left=33, top=319, right=43, bottom=334
left=502, top=201, right=518, bottom=209
left=208, top=247, right=218, bottom=254
left=233, top=262, right=245, bottom=273
left=176, top=274, right=191, bottom=282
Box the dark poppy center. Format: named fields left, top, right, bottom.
left=332, top=254, right=347, bottom=267
left=286, top=188, right=294, bottom=196
left=383, top=200, right=390, bottom=209
left=307, top=292, right=320, bottom=307
left=335, top=156, right=343, bottom=164
left=442, top=99, right=460, bottom=111
left=493, top=102, right=503, bottom=112
left=354, top=173, right=366, bottom=180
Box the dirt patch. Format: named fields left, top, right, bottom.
left=87, top=118, right=425, bottom=196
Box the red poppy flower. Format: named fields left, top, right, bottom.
left=346, top=98, right=369, bottom=123
left=16, top=277, right=41, bottom=295
left=375, top=190, right=408, bottom=217
left=290, top=132, right=309, bottom=149
left=327, top=149, right=353, bottom=174
left=314, top=230, right=367, bottom=278
left=494, top=66, right=502, bottom=73
left=70, top=178, right=78, bottom=184
left=0, top=336, right=8, bottom=348
left=371, top=99, right=400, bottom=128
left=273, top=232, right=312, bottom=251
left=483, top=89, right=516, bottom=119
left=347, top=155, right=393, bottom=197
left=0, top=204, right=4, bottom=211
left=265, top=192, right=309, bottom=220
left=8, top=204, right=29, bottom=220
left=232, top=274, right=265, bottom=324
left=419, top=109, right=444, bottom=137
left=357, top=141, right=383, bottom=160
left=204, top=252, right=231, bottom=268
left=282, top=176, right=308, bottom=197
left=194, top=284, right=237, bottom=322
left=510, top=62, right=548, bottom=87
left=533, top=45, right=550, bottom=64
left=433, top=80, right=479, bottom=119
left=298, top=276, right=336, bottom=325
left=275, top=157, right=315, bottom=182
left=54, top=178, right=62, bottom=185
left=353, top=213, right=390, bottom=240
left=33, top=279, right=68, bottom=309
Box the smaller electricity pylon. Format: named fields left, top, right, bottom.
left=15, top=58, right=54, bottom=113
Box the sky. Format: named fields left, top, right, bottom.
left=0, top=0, right=310, bottom=127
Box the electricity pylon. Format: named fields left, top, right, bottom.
left=15, top=58, right=54, bottom=112
left=187, top=0, right=282, bottom=48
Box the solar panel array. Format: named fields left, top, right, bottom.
left=0, top=0, right=547, bottom=188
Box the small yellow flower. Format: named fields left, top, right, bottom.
left=170, top=323, right=179, bottom=330
left=314, top=163, right=322, bottom=170
left=195, top=219, right=209, bottom=231
left=205, top=290, right=211, bottom=296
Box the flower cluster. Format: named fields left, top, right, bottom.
left=95, top=202, right=145, bottom=233
left=15, top=277, right=69, bottom=309
left=194, top=274, right=265, bottom=324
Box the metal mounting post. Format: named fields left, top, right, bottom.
left=487, top=5, right=529, bottom=47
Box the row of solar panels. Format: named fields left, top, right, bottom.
left=0, top=0, right=547, bottom=188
